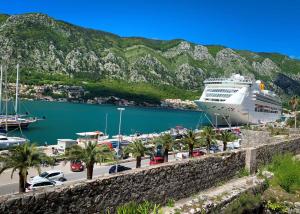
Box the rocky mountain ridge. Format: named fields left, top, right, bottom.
left=0, top=13, right=300, bottom=99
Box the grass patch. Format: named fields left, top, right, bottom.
left=166, top=199, right=175, bottom=207
left=267, top=126, right=289, bottom=136
left=116, top=201, right=161, bottom=214
left=237, top=167, right=250, bottom=178
left=223, top=192, right=262, bottom=214
left=266, top=154, right=300, bottom=193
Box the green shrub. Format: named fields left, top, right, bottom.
left=237, top=167, right=250, bottom=178
left=266, top=201, right=288, bottom=213
left=116, top=201, right=161, bottom=214
left=224, top=192, right=262, bottom=214
left=286, top=112, right=300, bottom=128
left=267, top=126, right=289, bottom=136
left=267, top=154, right=300, bottom=193
left=167, top=198, right=175, bottom=207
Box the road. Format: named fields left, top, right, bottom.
left=0, top=155, right=176, bottom=196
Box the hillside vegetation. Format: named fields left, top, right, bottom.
left=0, top=13, right=300, bottom=103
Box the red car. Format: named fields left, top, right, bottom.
left=149, top=156, right=164, bottom=165
left=192, top=150, right=205, bottom=157
left=70, top=160, right=84, bottom=172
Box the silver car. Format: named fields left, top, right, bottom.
left=26, top=178, right=63, bottom=191
left=31, top=170, right=66, bottom=182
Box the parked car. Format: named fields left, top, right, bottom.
left=109, top=165, right=132, bottom=174
left=70, top=160, right=84, bottom=172
left=192, top=149, right=205, bottom=157
left=210, top=145, right=221, bottom=153
left=26, top=178, right=63, bottom=191
left=176, top=152, right=189, bottom=160
left=149, top=156, right=164, bottom=165
left=31, top=170, right=66, bottom=182
left=176, top=150, right=205, bottom=160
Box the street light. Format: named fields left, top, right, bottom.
left=214, top=113, right=220, bottom=129
left=115, top=107, right=125, bottom=173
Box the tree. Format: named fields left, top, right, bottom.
left=218, top=130, right=236, bottom=151
left=182, top=129, right=199, bottom=157
left=201, top=126, right=215, bottom=153
left=66, top=142, right=113, bottom=179
left=289, top=96, right=299, bottom=128
left=0, top=143, right=50, bottom=193
left=124, top=140, right=148, bottom=168
left=156, top=134, right=174, bottom=162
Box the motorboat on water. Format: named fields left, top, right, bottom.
left=0, top=134, right=27, bottom=149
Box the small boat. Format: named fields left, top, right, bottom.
left=76, top=131, right=109, bottom=146
left=0, top=134, right=27, bottom=149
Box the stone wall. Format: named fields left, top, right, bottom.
left=246, top=137, right=300, bottom=173
left=241, top=130, right=271, bottom=147
left=0, top=151, right=245, bottom=214
left=255, top=137, right=300, bottom=168
left=1, top=137, right=299, bottom=214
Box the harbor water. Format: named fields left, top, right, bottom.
left=9, top=101, right=209, bottom=145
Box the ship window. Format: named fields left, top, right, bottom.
left=206, top=89, right=239, bottom=93
left=205, top=93, right=232, bottom=98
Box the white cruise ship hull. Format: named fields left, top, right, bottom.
left=195, top=74, right=282, bottom=126
left=195, top=101, right=281, bottom=126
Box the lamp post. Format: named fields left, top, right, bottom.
left=214, top=113, right=220, bottom=129
left=115, top=107, right=125, bottom=173
left=247, top=109, right=250, bottom=127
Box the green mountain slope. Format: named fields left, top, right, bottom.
left=0, top=13, right=299, bottom=103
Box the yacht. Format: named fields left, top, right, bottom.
left=195, top=74, right=282, bottom=126
left=0, top=115, right=38, bottom=130
left=0, top=64, right=39, bottom=131
left=0, top=135, right=27, bottom=149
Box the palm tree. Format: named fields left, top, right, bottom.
left=0, top=143, right=49, bottom=193
left=218, top=130, right=236, bottom=151
left=156, top=134, right=174, bottom=162
left=66, top=142, right=113, bottom=179
left=182, top=129, right=199, bottom=157
left=201, top=126, right=215, bottom=153
left=289, top=96, right=299, bottom=128
left=124, top=140, right=148, bottom=168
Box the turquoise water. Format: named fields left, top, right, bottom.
left=9, top=101, right=208, bottom=145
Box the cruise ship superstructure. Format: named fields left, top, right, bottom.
left=195, top=74, right=282, bottom=126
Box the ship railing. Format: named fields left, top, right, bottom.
left=204, top=78, right=252, bottom=84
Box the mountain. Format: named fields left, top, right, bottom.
left=0, top=13, right=300, bottom=104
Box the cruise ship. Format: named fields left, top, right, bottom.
left=195, top=74, right=282, bottom=126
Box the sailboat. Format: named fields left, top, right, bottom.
left=0, top=64, right=28, bottom=149
left=0, top=64, right=38, bottom=130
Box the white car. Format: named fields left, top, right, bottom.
left=31, top=170, right=65, bottom=182
left=176, top=152, right=189, bottom=160
left=26, top=178, right=63, bottom=191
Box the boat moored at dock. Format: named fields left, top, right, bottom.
left=195, top=74, right=282, bottom=126
left=0, top=135, right=27, bottom=149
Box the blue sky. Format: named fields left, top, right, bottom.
left=0, top=0, right=299, bottom=57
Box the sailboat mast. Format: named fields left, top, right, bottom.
left=15, top=64, right=19, bottom=115
left=5, top=66, right=8, bottom=133
left=0, top=65, right=3, bottom=114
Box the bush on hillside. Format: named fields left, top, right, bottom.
left=267, top=154, right=300, bottom=193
